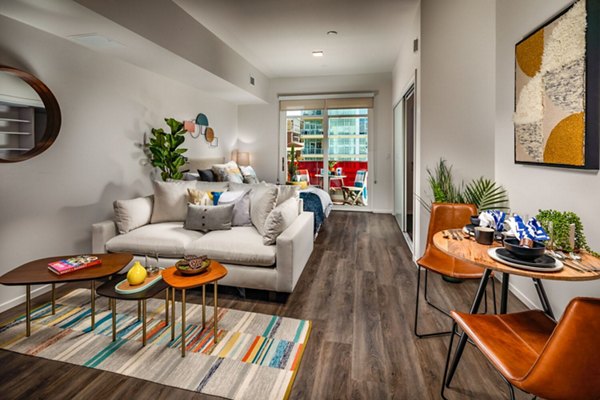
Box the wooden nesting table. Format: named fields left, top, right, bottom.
left=0, top=253, right=133, bottom=337
left=162, top=261, right=228, bottom=357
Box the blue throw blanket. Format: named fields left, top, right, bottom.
left=300, top=192, right=324, bottom=234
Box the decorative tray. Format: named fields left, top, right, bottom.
left=115, top=274, right=163, bottom=294
left=488, top=248, right=563, bottom=272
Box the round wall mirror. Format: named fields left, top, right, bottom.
left=0, top=66, right=61, bottom=163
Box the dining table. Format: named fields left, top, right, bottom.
left=433, top=230, right=600, bottom=388
left=315, top=174, right=346, bottom=188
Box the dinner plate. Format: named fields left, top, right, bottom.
left=487, top=248, right=563, bottom=272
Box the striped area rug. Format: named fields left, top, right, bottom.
left=0, top=289, right=311, bottom=400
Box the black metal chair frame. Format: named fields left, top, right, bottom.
left=414, top=265, right=497, bottom=338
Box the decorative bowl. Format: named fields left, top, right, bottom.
left=176, top=257, right=211, bottom=275
left=503, top=238, right=546, bottom=261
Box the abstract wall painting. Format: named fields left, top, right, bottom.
left=514, top=0, right=599, bottom=169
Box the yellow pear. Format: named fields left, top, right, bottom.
left=127, top=261, right=147, bottom=285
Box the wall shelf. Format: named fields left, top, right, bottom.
left=0, top=131, right=32, bottom=135
left=0, top=118, right=31, bottom=123
left=0, top=147, right=30, bottom=151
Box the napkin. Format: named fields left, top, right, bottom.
left=506, top=215, right=550, bottom=241
left=478, top=210, right=506, bottom=231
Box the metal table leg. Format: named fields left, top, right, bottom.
left=533, top=278, right=555, bottom=319
left=111, top=298, right=116, bottom=341
left=90, top=280, right=96, bottom=330
left=214, top=282, right=218, bottom=344
left=165, top=288, right=169, bottom=324
left=202, top=285, right=206, bottom=329
left=137, top=300, right=141, bottom=321
left=51, top=283, right=56, bottom=315
left=171, top=288, right=176, bottom=341
left=142, top=299, right=147, bottom=346
left=444, top=268, right=492, bottom=387
left=181, top=289, right=186, bottom=357
left=26, top=284, right=31, bottom=337
left=500, top=273, right=510, bottom=314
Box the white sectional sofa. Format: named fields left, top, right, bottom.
left=92, top=181, right=314, bottom=293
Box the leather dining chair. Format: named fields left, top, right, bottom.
left=414, top=202, right=496, bottom=338
left=442, top=297, right=600, bottom=400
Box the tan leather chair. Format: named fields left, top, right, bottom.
left=414, top=203, right=496, bottom=338
left=442, top=297, right=600, bottom=400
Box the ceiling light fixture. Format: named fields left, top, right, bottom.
left=327, top=30, right=338, bottom=36
left=312, top=51, right=324, bottom=57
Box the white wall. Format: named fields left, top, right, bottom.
left=392, top=5, right=420, bottom=105
left=237, top=73, right=394, bottom=213
left=496, top=0, right=600, bottom=316
left=0, top=15, right=238, bottom=311
left=413, top=0, right=496, bottom=258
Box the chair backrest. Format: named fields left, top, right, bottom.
left=296, top=169, right=310, bottom=183
left=354, top=170, right=368, bottom=187
left=424, top=203, right=477, bottom=253
left=521, top=297, right=600, bottom=399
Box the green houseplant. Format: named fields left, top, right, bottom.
left=419, top=158, right=509, bottom=213
left=288, top=143, right=297, bottom=180
left=147, top=118, right=188, bottom=181
left=535, top=209, right=599, bottom=255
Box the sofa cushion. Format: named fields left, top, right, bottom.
left=106, top=222, right=203, bottom=257
left=218, top=190, right=252, bottom=226
left=113, top=195, right=153, bottom=234
left=185, top=227, right=276, bottom=267
left=276, top=184, right=300, bottom=206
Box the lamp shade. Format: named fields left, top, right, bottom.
left=195, top=113, right=209, bottom=126
left=237, top=152, right=250, bottom=166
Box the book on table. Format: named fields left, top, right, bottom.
left=48, top=255, right=102, bottom=275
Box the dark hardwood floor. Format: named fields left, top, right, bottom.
left=0, top=212, right=530, bottom=399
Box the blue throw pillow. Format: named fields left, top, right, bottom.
left=211, top=191, right=223, bottom=205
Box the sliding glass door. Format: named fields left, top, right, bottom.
left=283, top=105, right=370, bottom=209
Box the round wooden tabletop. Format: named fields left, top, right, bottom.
left=161, top=261, right=228, bottom=289
left=433, top=232, right=600, bottom=281
left=0, top=253, right=133, bottom=285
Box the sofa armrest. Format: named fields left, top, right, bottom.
left=92, top=220, right=118, bottom=253
left=275, top=211, right=314, bottom=292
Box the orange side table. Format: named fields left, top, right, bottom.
left=162, top=261, right=228, bottom=357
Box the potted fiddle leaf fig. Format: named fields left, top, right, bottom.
left=147, top=118, right=188, bottom=181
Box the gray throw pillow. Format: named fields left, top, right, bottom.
left=217, top=190, right=252, bottom=226
left=113, top=195, right=154, bottom=234
left=250, top=184, right=279, bottom=236
left=151, top=180, right=199, bottom=223
left=263, top=198, right=299, bottom=245
left=185, top=203, right=234, bottom=232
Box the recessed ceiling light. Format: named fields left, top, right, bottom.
left=327, top=30, right=338, bottom=36
left=312, top=51, right=324, bottom=57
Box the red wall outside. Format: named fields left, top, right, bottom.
left=297, top=161, right=368, bottom=187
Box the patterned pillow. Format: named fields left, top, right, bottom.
left=187, top=188, right=211, bottom=206
left=240, top=165, right=259, bottom=184
left=212, top=161, right=244, bottom=183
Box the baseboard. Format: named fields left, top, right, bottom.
left=0, top=284, right=57, bottom=313
left=372, top=209, right=393, bottom=214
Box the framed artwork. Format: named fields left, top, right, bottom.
left=514, top=0, right=599, bottom=169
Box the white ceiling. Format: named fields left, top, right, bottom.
left=174, top=0, right=419, bottom=78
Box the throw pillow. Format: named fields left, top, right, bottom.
left=240, top=165, right=259, bottom=184
left=263, top=198, right=299, bottom=245
left=183, top=172, right=200, bottom=181
left=212, top=160, right=244, bottom=183
left=185, top=203, right=234, bottom=232
left=276, top=184, right=300, bottom=206
left=113, top=195, right=154, bottom=234
left=197, top=169, right=216, bottom=182
left=211, top=191, right=224, bottom=205
left=187, top=188, right=211, bottom=206
left=151, top=180, right=199, bottom=223
left=218, top=190, right=252, bottom=226
left=250, top=184, right=279, bottom=236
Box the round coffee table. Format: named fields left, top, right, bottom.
left=162, top=261, right=228, bottom=357
left=96, top=274, right=170, bottom=346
